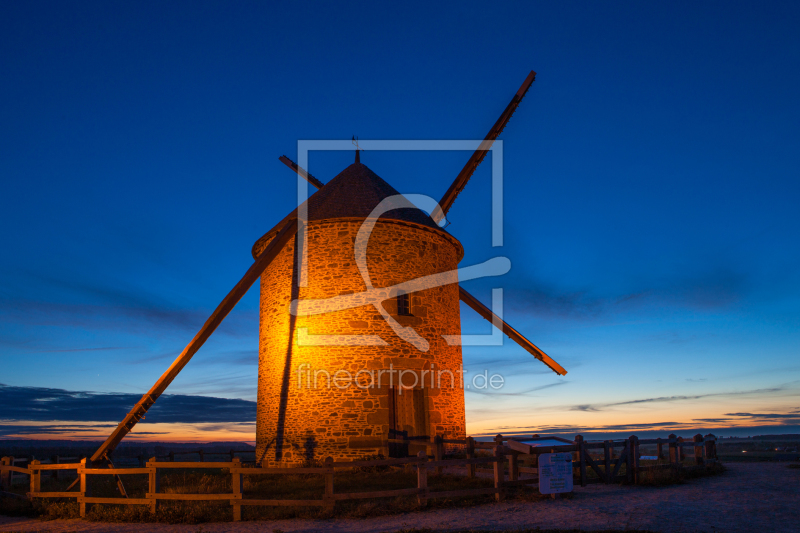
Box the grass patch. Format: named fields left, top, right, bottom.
left=635, top=462, right=726, bottom=486
left=240, top=469, right=549, bottom=522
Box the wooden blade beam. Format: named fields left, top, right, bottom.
left=459, top=286, right=567, bottom=376
left=432, top=70, right=536, bottom=223
left=90, top=219, right=300, bottom=462
left=280, top=155, right=325, bottom=189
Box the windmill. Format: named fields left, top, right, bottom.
left=87, top=70, right=566, bottom=470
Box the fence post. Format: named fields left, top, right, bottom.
left=5, top=457, right=14, bottom=490
left=7, top=456, right=14, bottom=489
left=677, top=437, right=685, bottom=462
left=575, top=435, right=586, bottom=487
left=79, top=458, right=88, bottom=518
left=466, top=437, right=476, bottom=479
left=657, top=440, right=663, bottom=460
left=493, top=445, right=504, bottom=502
left=693, top=434, right=704, bottom=465
left=508, top=451, right=519, bottom=482
left=704, top=434, right=717, bottom=460
left=7, top=457, right=15, bottom=487
left=323, top=456, right=334, bottom=512
left=625, top=437, right=634, bottom=483
left=29, top=459, right=40, bottom=496
left=148, top=457, right=159, bottom=514
left=416, top=450, right=428, bottom=507
left=434, top=435, right=444, bottom=475
left=668, top=433, right=678, bottom=465
left=231, top=457, right=242, bottom=521
left=630, top=436, right=640, bottom=484
left=1, top=457, right=9, bottom=490
left=603, top=441, right=611, bottom=484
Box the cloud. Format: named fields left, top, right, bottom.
left=0, top=423, right=171, bottom=438
left=461, top=358, right=567, bottom=379
left=484, top=413, right=800, bottom=439
left=163, top=370, right=258, bottom=399
left=127, top=351, right=182, bottom=365
left=31, top=346, right=131, bottom=353
left=567, top=383, right=796, bottom=412
left=228, top=349, right=259, bottom=366
left=0, top=269, right=258, bottom=338
left=667, top=267, right=749, bottom=310
left=495, top=264, right=749, bottom=322
left=647, top=331, right=703, bottom=345
left=465, top=381, right=567, bottom=397
left=490, top=420, right=693, bottom=436
left=0, top=384, right=256, bottom=424
left=0, top=423, right=160, bottom=438
left=128, top=349, right=258, bottom=367
left=486, top=417, right=800, bottom=438
left=501, top=281, right=632, bottom=320
left=723, top=412, right=800, bottom=423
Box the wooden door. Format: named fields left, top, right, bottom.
left=388, top=387, right=427, bottom=436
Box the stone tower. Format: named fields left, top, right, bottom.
left=253, top=161, right=466, bottom=466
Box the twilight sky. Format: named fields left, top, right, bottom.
left=1, top=1, right=799, bottom=442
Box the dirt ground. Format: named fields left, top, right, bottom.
left=1, top=462, right=798, bottom=533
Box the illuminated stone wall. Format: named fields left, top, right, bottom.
left=253, top=218, right=465, bottom=466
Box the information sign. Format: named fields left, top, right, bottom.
left=538, top=452, right=573, bottom=494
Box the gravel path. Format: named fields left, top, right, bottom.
left=1, top=462, right=797, bottom=532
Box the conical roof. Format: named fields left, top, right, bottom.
left=252, top=162, right=445, bottom=258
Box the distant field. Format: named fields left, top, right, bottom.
left=716, top=438, right=800, bottom=462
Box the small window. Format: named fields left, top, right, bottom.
left=397, top=293, right=411, bottom=316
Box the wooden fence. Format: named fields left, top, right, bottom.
left=1, top=456, right=83, bottom=484
left=0, top=433, right=717, bottom=521
left=501, top=433, right=719, bottom=486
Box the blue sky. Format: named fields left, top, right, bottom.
left=1, top=1, right=799, bottom=441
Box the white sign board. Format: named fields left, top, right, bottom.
left=538, top=452, right=573, bottom=494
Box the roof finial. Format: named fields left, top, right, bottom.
left=352, top=135, right=360, bottom=164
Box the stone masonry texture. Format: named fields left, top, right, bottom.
left=253, top=217, right=465, bottom=466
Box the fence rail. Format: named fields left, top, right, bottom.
left=0, top=432, right=718, bottom=521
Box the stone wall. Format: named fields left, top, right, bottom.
left=254, top=218, right=465, bottom=466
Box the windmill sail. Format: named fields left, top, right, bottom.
left=279, top=155, right=325, bottom=189
left=90, top=219, right=300, bottom=462
left=432, top=70, right=536, bottom=223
